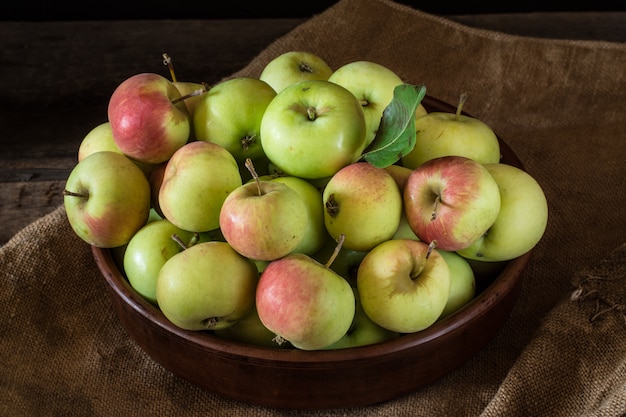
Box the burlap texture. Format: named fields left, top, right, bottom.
left=1, top=0, right=625, bottom=415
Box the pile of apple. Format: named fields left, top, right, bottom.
left=64, top=51, right=548, bottom=350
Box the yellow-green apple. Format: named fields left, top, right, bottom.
left=77, top=122, right=118, bottom=161
left=159, top=141, right=242, bottom=232
left=328, top=60, right=426, bottom=147
left=63, top=151, right=151, bottom=248
left=77, top=121, right=155, bottom=175
left=323, top=287, right=400, bottom=349
left=384, top=163, right=413, bottom=191
left=438, top=250, right=476, bottom=319
left=123, top=218, right=216, bottom=305
left=259, top=50, right=333, bottom=93
left=108, top=72, right=190, bottom=164
left=172, top=80, right=207, bottom=119
left=457, top=162, right=548, bottom=262
left=260, top=79, right=367, bottom=179
left=262, top=174, right=326, bottom=255
left=356, top=239, right=450, bottom=333
left=156, top=241, right=259, bottom=331
left=219, top=161, right=309, bottom=261
left=194, top=77, right=276, bottom=163
left=255, top=252, right=356, bottom=350
left=214, top=306, right=292, bottom=349
left=403, top=155, right=501, bottom=251
left=323, top=162, right=403, bottom=252
left=401, top=111, right=501, bottom=168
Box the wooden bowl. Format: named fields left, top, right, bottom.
left=93, top=95, right=531, bottom=409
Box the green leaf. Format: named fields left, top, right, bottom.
left=361, top=84, right=426, bottom=168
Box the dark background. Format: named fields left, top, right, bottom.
left=2, top=0, right=625, bottom=21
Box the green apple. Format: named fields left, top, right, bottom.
left=438, top=250, right=476, bottom=319
left=123, top=218, right=213, bottom=305
left=194, top=77, right=276, bottom=163
left=77, top=121, right=155, bottom=175
left=357, top=239, right=451, bottom=333
left=219, top=164, right=309, bottom=261
left=323, top=287, right=399, bottom=349
left=402, top=111, right=501, bottom=168
left=260, top=174, right=327, bottom=255
left=159, top=141, right=242, bottom=232
left=323, top=162, right=403, bottom=252
left=156, top=241, right=259, bottom=331
left=457, top=162, right=548, bottom=262
left=259, top=50, right=333, bottom=93
left=328, top=60, right=420, bottom=147
left=213, top=305, right=292, bottom=349
left=63, top=151, right=151, bottom=248
left=255, top=252, right=356, bottom=350
left=403, top=155, right=501, bottom=251
left=173, top=80, right=207, bottom=119
left=260, top=79, right=367, bottom=180
left=77, top=122, right=119, bottom=161
left=108, top=72, right=190, bottom=164
left=384, top=164, right=413, bottom=192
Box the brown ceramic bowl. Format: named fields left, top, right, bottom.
left=93, top=95, right=532, bottom=410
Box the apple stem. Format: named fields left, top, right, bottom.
left=171, top=233, right=188, bottom=250
left=171, top=83, right=210, bottom=105
left=325, top=233, right=346, bottom=269
left=245, top=158, right=263, bottom=196
left=431, top=195, right=441, bottom=220
left=306, top=106, right=317, bottom=121
left=426, top=240, right=437, bottom=260
left=455, top=93, right=468, bottom=120
left=162, top=53, right=177, bottom=83
left=62, top=189, right=88, bottom=198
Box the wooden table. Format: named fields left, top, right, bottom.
left=1, top=12, right=624, bottom=244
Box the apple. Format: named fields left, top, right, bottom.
left=77, top=122, right=119, bottom=161
left=356, top=239, right=450, bottom=333
left=457, top=162, right=549, bottom=262
left=323, top=162, right=403, bottom=252
left=63, top=151, right=151, bottom=248
left=194, top=77, right=276, bottom=163
left=172, top=80, right=207, bottom=119
left=260, top=79, right=367, bottom=180
left=147, top=161, right=167, bottom=218
left=213, top=306, right=292, bottom=349
left=108, top=72, right=190, bottom=164
left=259, top=50, right=333, bottom=93
left=255, top=251, right=356, bottom=350
left=323, top=287, right=399, bottom=349
left=260, top=174, right=327, bottom=255
left=219, top=160, right=309, bottom=261
left=159, top=141, right=242, bottom=233
left=123, top=218, right=214, bottom=305
left=438, top=250, right=476, bottom=319
left=77, top=121, right=155, bottom=175
left=403, top=155, right=501, bottom=251
left=156, top=241, right=259, bottom=331
left=328, top=60, right=426, bottom=147
left=401, top=110, right=501, bottom=169
left=384, top=164, right=413, bottom=191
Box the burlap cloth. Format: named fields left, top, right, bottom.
left=2, top=0, right=625, bottom=415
